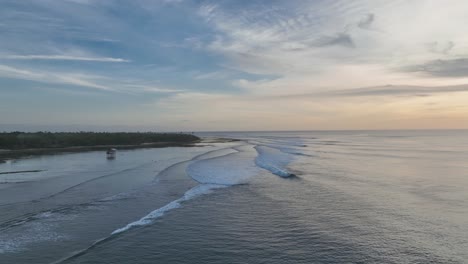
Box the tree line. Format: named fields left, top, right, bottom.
left=0, top=132, right=200, bottom=150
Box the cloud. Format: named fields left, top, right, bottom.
left=194, top=71, right=231, bottom=80
left=64, top=0, right=94, bottom=5
left=198, top=0, right=468, bottom=91
left=259, top=84, right=468, bottom=99
left=120, top=84, right=185, bottom=93
left=0, top=64, right=188, bottom=95
left=169, top=83, right=468, bottom=103
left=325, top=84, right=468, bottom=97
left=2, top=55, right=129, bottom=62
left=313, top=33, right=355, bottom=48
left=0, top=64, right=112, bottom=90
left=427, top=41, right=455, bottom=54
left=148, top=85, right=468, bottom=131
left=198, top=2, right=364, bottom=78
left=403, top=58, right=468, bottom=78
left=357, top=13, right=375, bottom=30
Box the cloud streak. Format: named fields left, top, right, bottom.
left=121, top=84, right=185, bottom=93
left=357, top=13, right=375, bottom=30
left=324, top=84, right=468, bottom=97
left=0, top=64, right=185, bottom=95
left=2, top=55, right=129, bottom=62
left=0, top=64, right=112, bottom=90
left=313, top=33, right=355, bottom=48
left=249, top=84, right=468, bottom=100
left=403, top=58, right=468, bottom=78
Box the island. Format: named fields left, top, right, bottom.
left=0, top=132, right=201, bottom=162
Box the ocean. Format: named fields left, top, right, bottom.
left=1, top=130, right=467, bottom=263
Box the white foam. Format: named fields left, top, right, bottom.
left=255, top=146, right=295, bottom=177
left=187, top=146, right=261, bottom=185
left=0, top=221, right=67, bottom=254
left=111, top=184, right=226, bottom=235
left=258, top=143, right=314, bottom=157
left=98, top=192, right=132, bottom=202
left=36, top=211, right=54, bottom=219
left=112, top=147, right=261, bottom=235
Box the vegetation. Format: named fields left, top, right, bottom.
left=0, top=132, right=200, bottom=150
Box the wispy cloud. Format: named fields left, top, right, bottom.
left=121, top=84, right=185, bottom=93
left=313, top=33, right=355, bottom=48
left=403, top=58, right=468, bottom=78
left=2, top=55, right=129, bottom=62
left=0, top=64, right=112, bottom=90
left=194, top=71, right=231, bottom=80
left=0, top=64, right=188, bottom=94
left=427, top=41, right=455, bottom=55
left=198, top=0, right=468, bottom=92
left=322, top=84, right=468, bottom=97
left=357, top=13, right=375, bottom=30
left=241, top=84, right=468, bottom=99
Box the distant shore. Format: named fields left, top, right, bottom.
left=0, top=142, right=195, bottom=163
left=0, top=132, right=200, bottom=162
left=0, top=133, right=239, bottom=163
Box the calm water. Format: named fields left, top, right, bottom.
left=1, top=130, right=468, bottom=263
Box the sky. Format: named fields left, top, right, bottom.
left=1, top=0, right=468, bottom=131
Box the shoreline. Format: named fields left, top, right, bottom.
left=0, top=141, right=199, bottom=163
left=0, top=137, right=239, bottom=163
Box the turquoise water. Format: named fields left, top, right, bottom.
left=1, top=131, right=468, bottom=263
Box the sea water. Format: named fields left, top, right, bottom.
left=1, top=131, right=467, bottom=263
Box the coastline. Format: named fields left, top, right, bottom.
left=0, top=141, right=198, bottom=163
left=0, top=137, right=239, bottom=163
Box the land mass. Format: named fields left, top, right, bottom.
left=0, top=132, right=201, bottom=162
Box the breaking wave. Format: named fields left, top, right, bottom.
left=111, top=184, right=226, bottom=235
left=254, top=145, right=296, bottom=177
left=187, top=146, right=260, bottom=185
left=113, top=145, right=261, bottom=234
